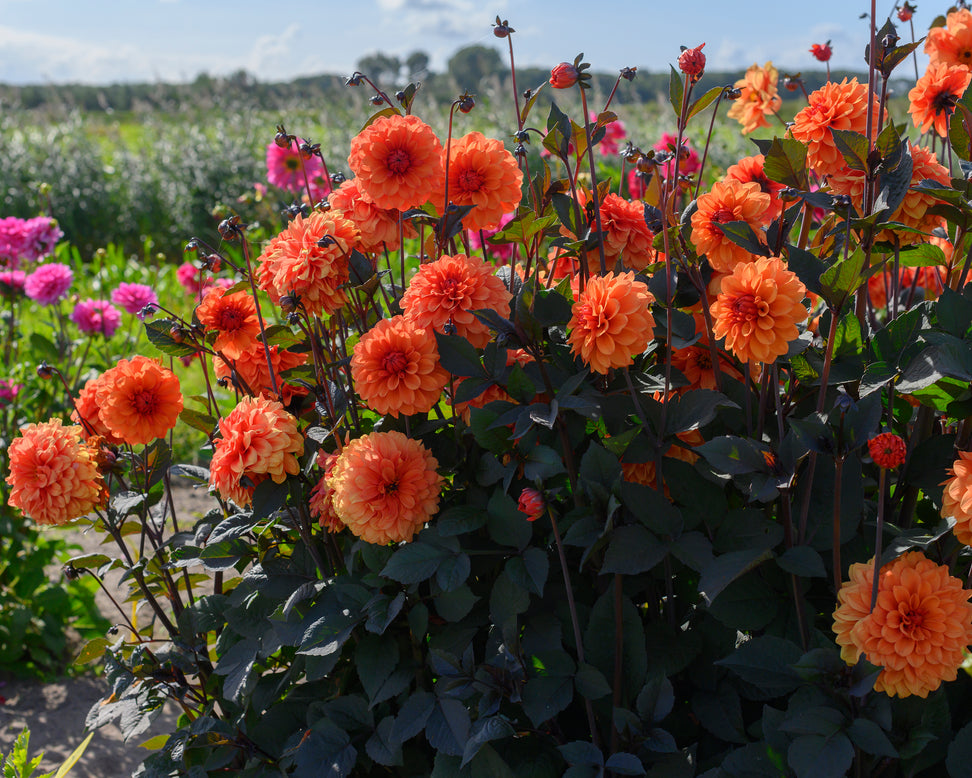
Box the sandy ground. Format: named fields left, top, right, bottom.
left=0, top=483, right=219, bottom=777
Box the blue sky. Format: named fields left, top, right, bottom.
left=0, top=0, right=931, bottom=85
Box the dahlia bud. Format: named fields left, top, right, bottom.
left=549, top=62, right=580, bottom=89
left=897, top=2, right=915, bottom=22
left=810, top=41, right=833, bottom=62
left=330, top=171, right=346, bottom=185
left=169, top=325, right=187, bottom=344
left=620, top=66, right=638, bottom=81
left=274, top=126, right=292, bottom=148
left=346, top=72, right=363, bottom=87
left=493, top=16, right=514, bottom=38
left=517, top=487, right=545, bottom=522
left=677, top=43, right=706, bottom=82
left=457, top=93, right=475, bottom=113
left=36, top=362, right=55, bottom=380
left=868, top=432, right=907, bottom=469
left=370, top=94, right=385, bottom=106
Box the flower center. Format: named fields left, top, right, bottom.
left=284, top=156, right=300, bottom=171
left=932, top=90, right=959, bottom=115
left=387, top=149, right=412, bottom=175
left=897, top=603, right=925, bottom=637
left=712, top=207, right=735, bottom=224
left=218, top=307, right=244, bottom=331
left=731, top=293, right=763, bottom=321
left=132, top=390, right=158, bottom=416
left=457, top=168, right=485, bottom=193
left=381, top=350, right=409, bottom=375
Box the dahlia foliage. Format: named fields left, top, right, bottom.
left=9, top=7, right=972, bottom=776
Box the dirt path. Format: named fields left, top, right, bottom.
left=0, top=483, right=218, bottom=777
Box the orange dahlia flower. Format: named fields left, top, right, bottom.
left=691, top=179, right=771, bottom=274
left=255, top=210, right=358, bottom=317
left=329, top=430, right=443, bottom=544
left=941, top=450, right=972, bottom=545
left=196, top=286, right=260, bottom=360
left=726, top=62, right=782, bottom=135
left=72, top=373, right=123, bottom=445
left=671, top=313, right=745, bottom=392
left=723, top=155, right=785, bottom=223
left=598, top=193, right=657, bottom=271
left=95, top=356, right=183, bottom=446
left=328, top=178, right=404, bottom=252
left=909, top=63, right=972, bottom=137
left=710, top=256, right=807, bottom=365
left=209, top=395, right=304, bottom=507
left=790, top=78, right=880, bottom=178
left=401, top=254, right=512, bottom=349
left=567, top=271, right=655, bottom=375
left=7, top=419, right=106, bottom=525
left=348, top=114, right=445, bottom=212
left=351, top=315, right=449, bottom=417
left=829, top=144, right=950, bottom=245
left=309, top=452, right=344, bottom=533
left=213, top=342, right=307, bottom=406
left=445, top=131, right=523, bottom=233
left=926, top=9, right=972, bottom=69
left=832, top=551, right=972, bottom=698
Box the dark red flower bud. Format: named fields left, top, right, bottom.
left=810, top=42, right=833, bottom=62
left=677, top=43, right=706, bottom=82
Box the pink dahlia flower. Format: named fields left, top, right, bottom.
left=266, top=136, right=326, bottom=194
left=0, top=216, right=62, bottom=267
left=25, top=263, right=73, bottom=305
left=111, top=282, right=158, bottom=318
left=466, top=212, right=515, bottom=264
left=653, top=133, right=700, bottom=179
left=71, top=299, right=121, bottom=338
left=590, top=111, right=627, bottom=156
left=0, top=379, right=21, bottom=406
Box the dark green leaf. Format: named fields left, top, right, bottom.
left=574, top=663, right=612, bottom=701
left=668, top=65, right=684, bottom=117
left=713, top=220, right=769, bottom=257
left=426, top=698, right=471, bottom=757
left=715, top=636, right=801, bottom=697
left=831, top=129, right=869, bottom=172
left=787, top=733, right=854, bottom=778
left=762, top=137, right=809, bottom=189
left=382, top=541, right=452, bottom=584
left=687, top=85, right=725, bottom=121
left=144, top=318, right=198, bottom=357
left=848, top=719, right=897, bottom=759
left=604, top=753, right=646, bottom=775
left=435, top=332, right=486, bottom=378
left=601, top=524, right=667, bottom=575
left=777, top=546, right=826, bottom=578
left=947, top=721, right=972, bottom=777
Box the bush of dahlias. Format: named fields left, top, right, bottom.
left=11, top=9, right=972, bottom=777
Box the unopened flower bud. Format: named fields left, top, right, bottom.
left=330, top=171, right=346, bottom=185
left=493, top=16, right=514, bottom=37
left=169, top=326, right=187, bottom=343
left=370, top=94, right=384, bottom=106
left=620, top=66, right=637, bottom=81
left=346, top=73, right=363, bottom=86
left=280, top=294, right=299, bottom=313
left=37, top=362, right=55, bottom=379
left=517, top=488, right=545, bottom=521
left=897, top=3, right=914, bottom=22
left=549, top=62, right=579, bottom=89
left=457, top=93, right=475, bottom=113
left=677, top=43, right=706, bottom=82
left=274, top=130, right=291, bottom=148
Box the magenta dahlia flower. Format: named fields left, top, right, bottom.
left=71, top=299, right=121, bottom=337
left=0, top=379, right=21, bottom=406
left=0, top=270, right=26, bottom=298
left=25, top=263, right=73, bottom=305
left=111, top=282, right=158, bottom=318
left=0, top=216, right=62, bottom=267
left=266, top=136, right=325, bottom=193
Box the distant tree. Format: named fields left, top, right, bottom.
left=356, top=53, right=402, bottom=85
left=447, top=45, right=503, bottom=89
left=405, top=51, right=430, bottom=81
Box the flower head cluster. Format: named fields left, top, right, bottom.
left=213, top=342, right=307, bottom=405
left=7, top=419, right=106, bottom=525
left=309, top=452, right=343, bottom=533
left=95, top=356, right=183, bottom=445
left=868, top=433, right=907, bottom=470
left=255, top=210, right=358, bottom=316
left=726, top=62, right=781, bottom=135
left=691, top=180, right=771, bottom=273
left=710, top=255, right=807, bottom=365
left=908, top=63, right=972, bottom=137
left=598, top=193, right=657, bottom=271
left=941, top=450, right=972, bottom=546
left=329, top=430, right=443, bottom=544
left=209, top=395, right=304, bottom=507
left=592, top=112, right=627, bottom=156
left=72, top=299, right=122, bottom=338
left=567, top=271, right=655, bottom=374
left=790, top=78, right=880, bottom=177
left=829, top=144, right=950, bottom=245
left=445, top=131, right=523, bottom=232
left=25, top=262, right=72, bottom=305
left=266, top=136, right=326, bottom=195
left=348, top=114, right=445, bottom=212
left=832, top=552, right=972, bottom=698
left=926, top=9, right=972, bottom=70
left=111, top=283, right=158, bottom=318
left=351, top=315, right=449, bottom=417
left=401, top=254, right=512, bottom=348
left=328, top=178, right=404, bottom=252
left=196, top=286, right=260, bottom=360
left=0, top=216, right=62, bottom=268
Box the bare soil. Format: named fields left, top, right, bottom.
left=0, top=483, right=219, bottom=777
